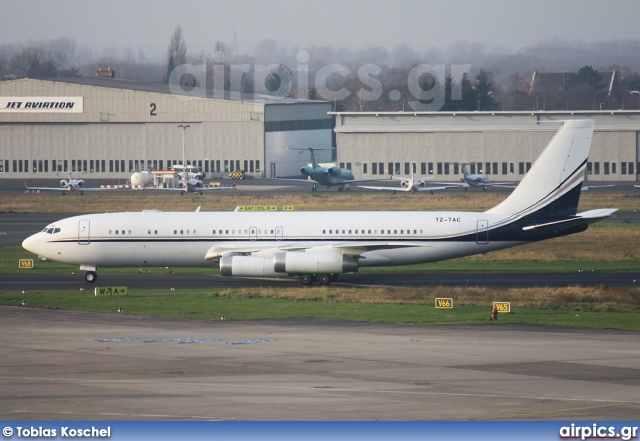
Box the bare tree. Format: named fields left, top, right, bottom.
left=165, top=25, right=187, bottom=83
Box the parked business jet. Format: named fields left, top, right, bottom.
left=272, top=147, right=387, bottom=192
left=25, top=172, right=115, bottom=195
left=158, top=178, right=236, bottom=195
left=22, top=120, right=616, bottom=285
left=434, top=164, right=514, bottom=191
left=359, top=172, right=453, bottom=194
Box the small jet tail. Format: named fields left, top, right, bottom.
left=308, top=148, right=320, bottom=169
left=486, top=120, right=595, bottom=219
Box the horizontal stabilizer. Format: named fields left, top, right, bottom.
left=522, top=208, right=617, bottom=232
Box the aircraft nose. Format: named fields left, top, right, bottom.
left=22, top=233, right=41, bottom=255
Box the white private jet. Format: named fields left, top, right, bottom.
left=23, top=120, right=616, bottom=285
left=157, top=178, right=236, bottom=195
left=359, top=172, right=453, bottom=194
left=434, top=164, right=514, bottom=191
left=25, top=172, right=116, bottom=195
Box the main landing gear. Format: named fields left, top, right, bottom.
left=298, top=274, right=339, bottom=286
left=85, top=271, right=98, bottom=283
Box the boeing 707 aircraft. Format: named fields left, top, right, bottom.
left=22, top=120, right=616, bottom=285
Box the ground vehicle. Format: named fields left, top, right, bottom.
left=229, top=169, right=245, bottom=179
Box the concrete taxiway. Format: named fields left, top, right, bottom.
left=0, top=306, right=638, bottom=421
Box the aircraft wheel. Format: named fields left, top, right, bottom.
left=85, top=271, right=97, bottom=284
left=299, top=274, right=314, bottom=285
left=317, top=274, right=331, bottom=285
left=180, top=190, right=185, bottom=195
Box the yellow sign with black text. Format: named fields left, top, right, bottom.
left=493, top=302, right=511, bottom=313
left=94, top=286, right=128, bottom=296
left=237, top=206, right=277, bottom=212
left=435, top=298, right=453, bottom=308
left=19, top=259, right=34, bottom=269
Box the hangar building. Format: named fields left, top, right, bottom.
left=332, top=111, right=640, bottom=183
left=0, top=77, right=333, bottom=180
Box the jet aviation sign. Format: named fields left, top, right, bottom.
left=0, top=96, right=83, bottom=113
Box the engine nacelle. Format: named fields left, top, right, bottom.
left=60, top=180, right=68, bottom=188
left=417, top=180, right=426, bottom=188
left=300, top=166, right=313, bottom=177
left=400, top=180, right=410, bottom=188
left=327, top=166, right=341, bottom=177
left=273, top=252, right=358, bottom=275
left=75, top=179, right=85, bottom=188
left=187, top=179, right=202, bottom=188
left=219, top=255, right=281, bottom=277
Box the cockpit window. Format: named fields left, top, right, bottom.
left=43, top=227, right=61, bottom=234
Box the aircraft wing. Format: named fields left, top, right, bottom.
left=358, top=185, right=453, bottom=192
left=205, top=241, right=424, bottom=261
left=582, top=184, right=615, bottom=190
left=358, top=185, right=410, bottom=192
left=25, top=184, right=117, bottom=192
left=431, top=181, right=468, bottom=187
left=265, top=177, right=320, bottom=184
left=200, top=186, right=236, bottom=191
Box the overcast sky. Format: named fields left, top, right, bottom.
left=2, top=0, right=639, bottom=60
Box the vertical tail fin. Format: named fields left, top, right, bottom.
left=486, top=120, right=595, bottom=218
left=308, top=148, right=319, bottom=169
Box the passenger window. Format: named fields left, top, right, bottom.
left=155, top=230, right=158, bottom=234
left=128, top=230, right=132, bottom=234
left=174, top=230, right=177, bottom=234
left=115, top=230, right=119, bottom=235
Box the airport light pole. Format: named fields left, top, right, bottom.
left=177, top=124, right=191, bottom=183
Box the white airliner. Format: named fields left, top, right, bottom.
left=22, top=120, right=616, bottom=285
left=359, top=172, right=453, bottom=194
left=25, top=172, right=115, bottom=195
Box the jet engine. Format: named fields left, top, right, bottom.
left=59, top=180, right=68, bottom=188
left=219, top=255, right=281, bottom=277
left=273, top=252, right=358, bottom=274
left=417, top=180, right=427, bottom=188
left=75, top=179, right=85, bottom=188
left=327, top=166, right=342, bottom=177
left=219, top=252, right=359, bottom=278
left=400, top=180, right=410, bottom=188
left=300, top=166, right=313, bottom=177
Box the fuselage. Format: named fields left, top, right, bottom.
left=23, top=210, right=525, bottom=270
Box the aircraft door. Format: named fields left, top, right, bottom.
left=476, top=220, right=488, bottom=244
left=275, top=226, right=283, bottom=241
left=249, top=227, right=257, bottom=241
left=78, top=220, right=90, bottom=245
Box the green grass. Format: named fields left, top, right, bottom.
left=1, top=288, right=639, bottom=331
